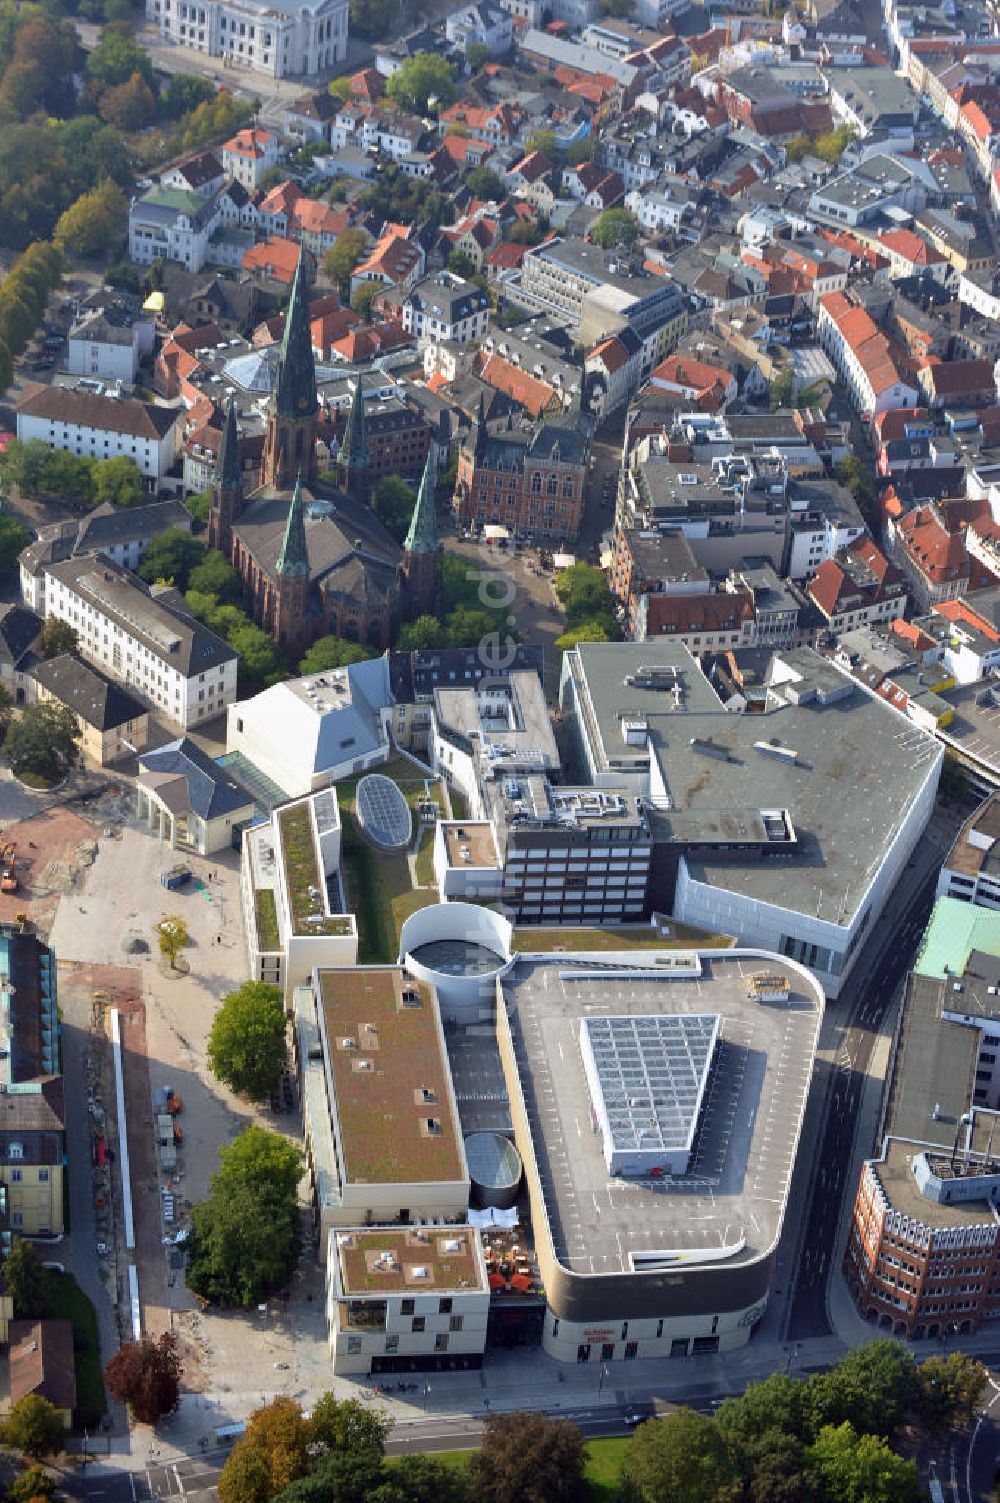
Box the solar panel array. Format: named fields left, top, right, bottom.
left=356, top=773, right=412, bottom=850
left=582, top=1014, right=718, bottom=1152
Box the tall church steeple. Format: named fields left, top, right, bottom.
left=208, top=393, right=243, bottom=553
left=335, top=373, right=371, bottom=501
left=261, top=244, right=318, bottom=490
left=273, top=473, right=311, bottom=653
left=402, top=447, right=440, bottom=618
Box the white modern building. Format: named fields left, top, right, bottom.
left=40, top=555, right=237, bottom=732
left=326, top=1225, right=490, bottom=1375
left=15, top=387, right=180, bottom=486
left=560, top=642, right=942, bottom=997
left=226, top=659, right=393, bottom=800
left=145, top=0, right=348, bottom=79
left=241, top=790, right=357, bottom=997
left=66, top=313, right=141, bottom=385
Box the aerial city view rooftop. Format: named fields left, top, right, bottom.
left=6, top=0, right=1000, bottom=1493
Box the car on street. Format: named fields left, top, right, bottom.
left=623, top=1411, right=650, bottom=1429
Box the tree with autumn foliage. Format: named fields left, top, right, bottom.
left=105, top=1333, right=182, bottom=1425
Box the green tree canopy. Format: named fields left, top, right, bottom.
left=86, top=30, right=155, bottom=90
left=555, top=621, right=612, bottom=652
left=324, top=229, right=367, bottom=299
left=207, top=982, right=287, bottom=1102
left=298, top=637, right=375, bottom=675
left=6, top=701, right=80, bottom=785
left=2, top=1238, right=48, bottom=1319
left=307, top=1393, right=390, bottom=1459
left=554, top=561, right=616, bottom=630
left=0, top=513, right=31, bottom=573
left=39, top=617, right=78, bottom=660
left=164, top=72, right=216, bottom=118
left=138, top=529, right=207, bottom=592
left=802, top=1341, right=918, bottom=1440
left=54, top=180, right=129, bottom=257
left=93, top=455, right=145, bottom=508
left=467, top=1413, right=587, bottom=1503
left=187, top=549, right=241, bottom=604
left=914, top=1352, right=988, bottom=1437
left=806, top=1423, right=919, bottom=1503
left=98, top=72, right=159, bottom=131
left=447, top=248, right=476, bottom=278
left=5, top=1464, right=57, bottom=1503
left=2, top=1396, right=64, bottom=1459
left=371, top=475, right=416, bottom=544
left=350, top=281, right=379, bottom=320
left=590, top=208, right=639, bottom=249
left=623, top=1407, right=736, bottom=1503
left=465, top=166, right=505, bottom=201
left=186, top=1128, right=302, bottom=1307
left=385, top=53, right=457, bottom=115
left=347, top=0, right=396, bottom=40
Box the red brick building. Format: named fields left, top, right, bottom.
left=454, top=394, right=593, bottom=542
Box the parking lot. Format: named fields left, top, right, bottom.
left=501, top=954, right=824, bottom=1277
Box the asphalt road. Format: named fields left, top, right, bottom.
left=784, top=865, right=942, bottom=1342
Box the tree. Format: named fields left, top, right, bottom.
left=5, top=1465, right=57, bottom=1503
left=555, top=621, right=611, bottom=652
left=467, top=42, right=492, bottom=71
left=229, top=622, right=287, bottom=691
left=186, top=1128, right=302, bottom=1307
left=508, top=218, right=545, bottom=246
left=385, top=53, right=457, bottom=115
left=218, top=1440, right=273, bottom=1503
left=447, top=248, right=477, bottom=279
left=465, top=166, right=505, bottom=201
left=187, top=550, right=241, bottom=603
left=273, top=1453, right=386, bottom=1503
left=307, top=1393, right=390, bottom=1459
left=526, top=129, right=557, bottom=159
left=350, top=281, right=379, bottom=321
left=104, top=1334, right=182, bottom=1425
left=915, top=1352, right=988, bottom=1437
left=54, top=180, right=129, bottom=257
left=157, top=915, right=189, bottom=971
left=554, top=561, right=614, bottom=629
left=221, top=1399, right=309, bottom=1503
left=769, top=365, right=795, bottom=412
left=0, top=513, right=30, bottom=573
left=805, top=1423, right=919, bottom=1503
left=324, top=229, right=367, bottom=299
left=398, top=614, right=449, bottom=650
left=207, top=982, right=287, bottom=1101
left=138, top=529, right=207, bottom=592
left=39, top=618, right=78, bottom=660
left=803, top=1341, right=917, bottom=1440
left=185, top=488, right=213, bottom=534
left=348, top=0, right=396, bottom=40
left=744, top=1430, right=811, bottom=1503
left=86, top=30, right=155, bottom=90
left=715, top=1373, right=806, bottom=1449
left=2, top=1239, right=49, bottom=1319
left=467, top=1413, right=587, bottom=1503
left=371, top=475, right=416, bottom=544
left=298, top=637, right=375, bottom=675
left=6, top=701, right=80, bottom=785
left=327, top=76, right=354, bottom=102
left=590, top=208, right=639, bottom=249
left=92, top=455, right=146, bottom=507
left=98, top=73, right=159, bottom=132
left=164, top=72, right=216, bottom=118
left=623, top=1408, right=737, bottom=1503
left=2, top=1397, right=64, bottom=1460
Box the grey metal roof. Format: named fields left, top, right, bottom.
left=139, top=737, right=254, bottom=821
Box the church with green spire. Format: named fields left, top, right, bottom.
left=206, top=245, right=440, bottom=660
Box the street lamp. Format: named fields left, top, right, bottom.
left=423, top=1381, right=431, bottom=1411
left=599, top=1363, right=609, bottom=1396
left=785, top=1343, right=800, bottom=1375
